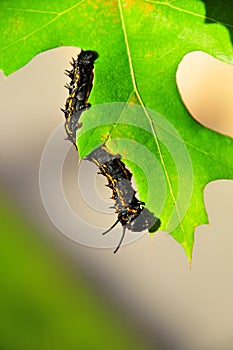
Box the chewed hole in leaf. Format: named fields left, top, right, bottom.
left=177, top=51, right=233, bottom=138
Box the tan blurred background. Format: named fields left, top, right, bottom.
left=0, top=47, right=233, bottom=350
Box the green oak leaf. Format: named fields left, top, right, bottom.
left=1, top=0, right=233, bottom=261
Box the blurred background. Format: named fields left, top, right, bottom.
left=0, top=46, right=233, bottom=350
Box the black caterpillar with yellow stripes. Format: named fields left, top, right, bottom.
left=86, top=146, right=161, bottom=253
left=62, top=49, right=161, bottom=253
left=62, top=49, right=98, bottom=146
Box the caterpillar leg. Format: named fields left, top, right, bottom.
left=102, top=218, right=120, bottom=235
left=114, top=226, right=126, bottom=254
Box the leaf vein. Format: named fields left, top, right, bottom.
left=0, top=0, right=85, bottom=54
left=145, top=0, right=233, bottom=30
left=1, top=7, right=59, bottom=14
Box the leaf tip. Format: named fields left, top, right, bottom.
left=189, top=258, right=193, bottom=271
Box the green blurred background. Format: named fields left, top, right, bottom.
left=0, top=189, right=157, bottom=350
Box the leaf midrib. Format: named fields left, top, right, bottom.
left=117, top=0, right=187, bottom=243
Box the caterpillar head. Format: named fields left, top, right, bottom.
left=103, top=207, right=161, bottom=254
left=78, top=50, right=99, bottom=66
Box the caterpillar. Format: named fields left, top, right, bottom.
left=86, top=146, right=161, bottom=253
left=62, top=49, right=161, bottom=253
left=62, top=49, right=98, bottom=146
